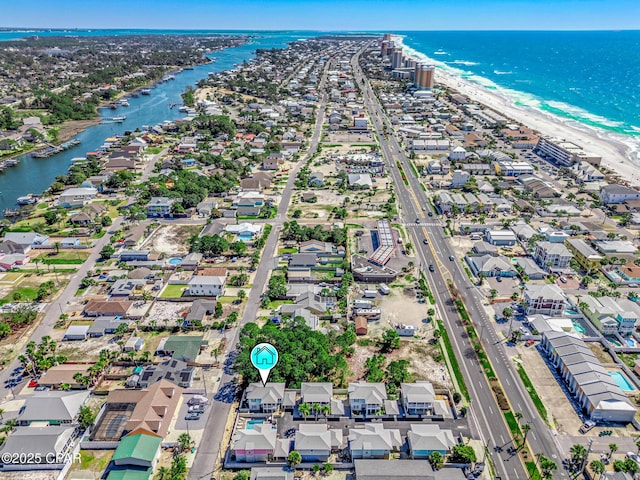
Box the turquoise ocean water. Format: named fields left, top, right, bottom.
left=1, top=29, right=639, bottom=211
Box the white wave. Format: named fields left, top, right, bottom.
left=544, top=100, right=625, bottom=128
left=450, top=60, right=480, bottom=66
left=433, top=50, right=448, bottom=55
left=493, top=70, right=513, bottom=75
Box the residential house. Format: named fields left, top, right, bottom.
left=87, top=317, right=131, bottom=337
left=38, top=364, right=93, bottom=390
left=541, top=331, right=636, bottom=423
left=485, top=230, right=517, bottom=246
left=146, top=197, right=176, bottom=218
left=111, top=279, right=146, bottom=298
left=467, top=254, right=517, bottom=278
left=245, top=383, right=286, bottom=413
left=232, top=424, right=290, bottom=463
left=84, top=300, right=133, bottom=317
left=3, top=232, right=49, bottom=252
left=0, top=426, right=77, bottom=467
left=525, top=284, right=566, bottom=315
left=112, top=433, right=162, bottom=469
left=347, top=173, right=373, bottom=189
left=354, top=460, right=466, bottom=480
left=156, top=335, right=204, bottom=362
left=534, top=241, right=573, bottom=270
left=515, top=257, right=548, bottom=280
left=579, top=296, right=640, bottom=335
left=136, top=359, right=195, bottom=389
left=262, top=152, right=283, bottom=170
left=600, top=184, right=640, bottom=205
left=58, top=187, right=98, bottom=208
left=565, top=238, right=603, bottom=272
left=187, top=275, right=226, bottom=297
left=117, top=250, right=151, bottom=262
left=196, top=199, right=218, bottom=217
left=348, top=382, right=387, bottom=416
left=300, top=382, right=333, bottom=407
left=308, top=172, right=324, bottom=187
left=185, top=299, right=216, bottom=325
left=124, top=337, right=145, bottom=352
left=17, top=391, right=89, bottom=425
left=294, top=424, right=343, bottom=461
left=401, top=381, right=435, bottom=416
left=407, top=424, right=456, bottom=458
left=70, top=212, right=93, bottom=225
left=63, top=325, right=89, bottom=341
left=348, top=424, right=402, bottom=459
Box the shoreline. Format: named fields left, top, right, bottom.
left=394, top=36, right=640, bottom=187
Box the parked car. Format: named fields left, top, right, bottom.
left=185, top=412, right=202, bottom=421
left=579, top=420, right=595, bottom=434
left=188, top=404, right=205, bottom=413
left=449, top=256, right=454, bottom=261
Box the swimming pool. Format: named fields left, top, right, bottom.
left=607, top=337, right=623, bottom=347
left=238, top=232, right=254, bottom=242
left=572, top=321, right=586, bottom=335
left=246, top=419, right=264, bottom=430
left=609, top=370, right=636, bottom=392
left=626, top=337, right=637, bottom=347
left=168, top=257, right=182, bottom=266
left=608, top=272, right=621, bottom=280
left=565, top=308, right=579, bottom=316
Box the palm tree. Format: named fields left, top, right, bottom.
left=155, top=466, right=171, bottom=480
left=177, top=433, right=194, bottom=453
left=428, top=451, right=444, bottom=470
left=0, top=408, right=4, bottom=420
left=312, top=403, right=322, bottom=420
left=590, top=459, right=605, bottom=479
left=298, top=402, right=311, bottom=419
left=570, top=444, right=588, bottom=470
left=288, top=450, right=302, bottom=468
left=609, top=443, right=618, bottom=459
left=521, top=423, right=531, bottom=446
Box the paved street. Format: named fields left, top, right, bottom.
left=351, top=53, right=568, bottom=478
left=187, top=54, right=334, bottom=480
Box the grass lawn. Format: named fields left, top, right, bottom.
left=160, top=284, right=186, bottom=299
left=516, top=363, right=548, bottom=424
left=278, top=247, right=298, bottom=254
left=218, top=296, right=238, bottom=304
left=2, top=286, right=39, bottom=304
left=38, top=251, right=90, bottom=265
left=146, top=146, right=163, bottom=155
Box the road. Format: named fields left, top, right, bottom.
left=187, top=53, right=334, bottom=480
left=352, top=54, right=567, bottom=478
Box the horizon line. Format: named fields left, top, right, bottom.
left=2, top=27, right=640, bottom=33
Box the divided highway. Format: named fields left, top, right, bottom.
left=352, top=53, right=567, bottom=479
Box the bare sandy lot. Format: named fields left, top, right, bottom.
left=146, top=224, right=200, bottom=255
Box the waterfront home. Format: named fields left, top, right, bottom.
left=407, top=424, right=456, bottom=458
left=58, top=187, right=98, bottom=208
left=294, top=424, right=343, bottom=462
left=348, top=423, right=401, bottom=459
left=70, top=212, right=93, bottom=225
left=599, top=184, right=640, bottom=205
left=579, top=296, right=640, bottom=335
left=244, top=383, right=287, bottom=413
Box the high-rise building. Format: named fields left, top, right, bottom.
left=383, top=33, right=392, bottom=41
left=414, top=63, right=435, bottom=89
left=391, top=48, right=404, bottom=69
left=381, top=40, right=388, bottom=56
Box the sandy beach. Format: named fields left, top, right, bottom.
left=394, top=37, right=640, bottom=187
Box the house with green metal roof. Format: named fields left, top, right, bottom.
left=157, top=335, right=205, bottom=362
left=112, top=433, right=162, bottom=469
left=106, top=468, right=153, bottom=480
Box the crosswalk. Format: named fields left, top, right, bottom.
left=405, top=222, right=441, bottom=227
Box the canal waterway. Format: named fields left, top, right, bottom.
left=0, top=31, right=311, bottom=214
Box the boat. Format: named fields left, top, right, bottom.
left=17, top=194, right=38, bottom=205
left=141, top=88, right=151, bottom=95
left=163, top=74, right=175, bottom=81
left=112, top=116, right=126, bottom=122
left=178, top=106, right=190, bottom=113
left=4, top=159, right=18, bottom=166
left=130, top=92, right=140, bottom=98
left=118, top=99, right=130, bottom=107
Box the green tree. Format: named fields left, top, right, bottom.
left=539, top=455, right=558, bottom=479
left=428, top=451, right=444, bottom=470
left=609, top=443, right=618, bottom=459
left=214, top=302, right=223, bottom=318
left=230, top=241, right=247, bottom=256
left=44, top=210, right=59, bottom=225
left=288, top=450, right=302, bottom=468
left=237, top=289, right=247, bottom=302
left=177, top=433, right=194, bottom=453
left=298, top=402, right=311, bottom=419
left=450, top=444, right=477, bottom=464
left=322, top=462, right=333, bottom=475
left=570, top=444, right=588, bottom=469
left=502, top=307, right=513, bottom=320
left=379, top=329, right=400, bottom=353
left=78, top=405, right=95, bottom=429
left=590, top=459, right=605, bottom=479
left=0, top=323, right=11, bottom=338
left=100, top=244, right=115, bottom=260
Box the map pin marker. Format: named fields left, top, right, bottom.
left=251, top=342, right=279, bottom=387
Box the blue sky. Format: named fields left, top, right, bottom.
left=3, top=0, right=640, bottom=30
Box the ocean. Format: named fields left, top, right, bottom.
left=397, top=30, right=640, bottom=161
left=1, top=29, right=639, bottom=211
